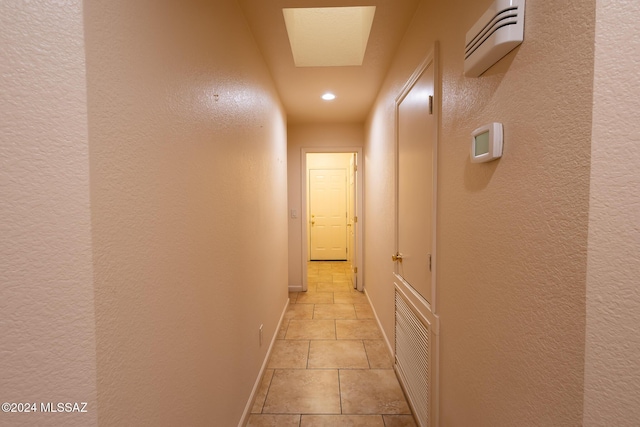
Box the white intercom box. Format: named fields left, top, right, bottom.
left=464, top=0, right=525, bottom=77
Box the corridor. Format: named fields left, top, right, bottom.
left=3, top=1, right=637, bottom=426
left=248, top=262, right=416, bottom=426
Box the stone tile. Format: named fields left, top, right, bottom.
left=353, top=303, right=374, bottom=319
left=314, top=304, right=357, bottom=320
left=316, top=281, right=352, bottom=293
left=247, top=414, right=301, bottom=426
left=296, top=291, right=334, bottom=304
left=308, top=340, right=369, bottom=369
left=336, top=319, right=382, bottom=340
left=284, top=303, right=314, bottom=320
left=333, top=291, right=368, bottom=304
left=277, top=320, right=289, bottom=339
left=301, top=414, right=384, bottom=426
left=289, top=292, right=299, bottom=303
left=339, top=369, right=411, bottom=415
left=268, top=340, right=310, bottom=369
left=308, top=274, right=334, bottom=283
left=363, top=340, right=394, bottom=369
left=286, top=319, right=336, bottom=340
left=382, top=415, right=418, bottom=427
left=263, top=369, right=341, bottom=414
left=251, top=369, right=274, bottom=413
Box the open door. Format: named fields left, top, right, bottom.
left=302, top=149, right=363, bottom=292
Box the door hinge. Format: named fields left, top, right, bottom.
left=429, top=254, right=432, bottom=271
left=354, top=164, right=358, bottom=171
left=354, top=216, right=358, bottom=223
left=354, top=267, right=358, bottom=274
left=429, top=95, right=433, bottom=115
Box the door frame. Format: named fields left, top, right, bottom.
left=301, top=147, right=364, bottom=292
left=394, top=47, right=440, bottom=313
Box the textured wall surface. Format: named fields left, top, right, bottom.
left=0, top=2, right=98, bottom=426
left=583, top=0, right=640, bottom=425
left=287, top=124, right=364, bottom=288
left=364, top=0, right=595, bottom=425
left=84, top=0, right=288, bottom=425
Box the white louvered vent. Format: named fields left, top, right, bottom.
left=395, top=284, right=432, bottom=426
left=464, top=0, right=525, bottom=77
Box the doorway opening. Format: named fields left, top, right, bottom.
left=301, top=148, right=363, bottom=292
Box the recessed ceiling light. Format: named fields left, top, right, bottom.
left=322, top=93, right=336, bottom=101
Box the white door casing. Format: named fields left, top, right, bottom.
left=348, top=154, right=357, bottom=288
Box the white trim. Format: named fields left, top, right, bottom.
left=238, top=298, right=289, bottom=427
left=301, top=146, right=364, bottom=292
left=364, top=288, right=394, bottom=360
left=288, top=285, right=303, bottom=292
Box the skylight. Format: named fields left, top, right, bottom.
left=282, top=6, right=376, bottom=67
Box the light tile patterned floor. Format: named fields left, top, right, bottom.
left=248, top=261, right=417, bottom=427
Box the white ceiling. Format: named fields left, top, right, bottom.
left=238, top=0, right=421, bottom=124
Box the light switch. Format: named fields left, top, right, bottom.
left=291, top=209, right=298, bottom=218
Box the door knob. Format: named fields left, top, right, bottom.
left=311, top=221, right=315, bottom=225
left=391, top=252, right=403, bottom=262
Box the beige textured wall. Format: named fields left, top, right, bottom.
left=364, top=0, right=594, bottom=425
left=288, top=124, right=363, bottom=287
left=84, top=0, right=288, bottom=425
left=0, top=2, right=97, bottom=426
left=583, top=0, right=640, bottom=425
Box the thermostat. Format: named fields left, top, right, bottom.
left=470, top=122, right=503, bottom=163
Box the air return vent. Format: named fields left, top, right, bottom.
left=394, top=275, right=439, bottom=426
left=464, top=0, right=525, bottom=77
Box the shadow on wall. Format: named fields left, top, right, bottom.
left=464, top=158, right=500, bottom=191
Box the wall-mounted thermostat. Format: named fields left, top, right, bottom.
left=471, top=122, right=503, bottom=163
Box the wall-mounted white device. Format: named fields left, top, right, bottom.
left=471, top=122, right=503, bottom=163
left=464, top=0, right=525, bottom=77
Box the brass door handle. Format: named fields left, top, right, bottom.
left=311, top=221, right=315, bottom=225
left=391, top=252, right=403, bottom=262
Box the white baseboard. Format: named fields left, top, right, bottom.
left=364, top=288, right=394, bottom=360
left=238, top=297, right=289, bottom=426
left=288, top=285, right=303, bottom=292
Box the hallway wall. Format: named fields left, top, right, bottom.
left=287, top=124, right=363, bottom=288
left=0, top=3, right=97, bottom=426
left=364, top=0, right=594, bottom=425
left=84, top=0, right=288, bottom=425
left=583, top=0, right=640, bottom=424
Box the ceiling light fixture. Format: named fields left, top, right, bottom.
left=322, top=93, right=336, bottom=101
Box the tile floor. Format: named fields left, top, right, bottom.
left=248, top=261, right=417, bottom=427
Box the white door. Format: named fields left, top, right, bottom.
left=395, top=58, right=436, bottom=303
left=309, top=169, right=347, bottom=260
left=393, top=51, right=439, bottom=427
